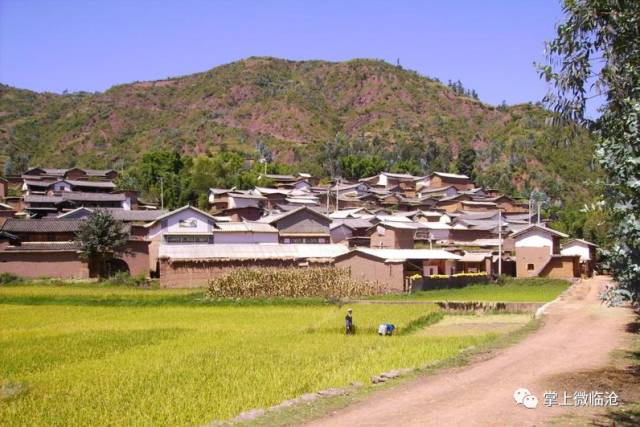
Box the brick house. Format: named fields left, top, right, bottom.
left=368, top=222, right=416, bottom=249
left=0, top=218, right=149, bottom=279
left=560, top=238, right=598, bottom=277
left=335, top=248, right=461, bottom=292
left=258, top=206, right=331, bottom=244
left=512, top=224, right=580, bottom=278
left=422, top=172, right=474, bottom=191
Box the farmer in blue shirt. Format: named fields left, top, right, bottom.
left=345, top=308, right=354, bottom=335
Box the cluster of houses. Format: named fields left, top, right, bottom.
left=0, top=168, right=598, bottom=290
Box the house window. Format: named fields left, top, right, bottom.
left=527, top=263, right=535, bottom=271
left=179, top=219, right=198, bottom=228
left=164, top=235, right=211, bottom=244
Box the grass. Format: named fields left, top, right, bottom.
left=371, top=277, right=571, bottom=303
left=0, top=283, right=527, bottom=426
left=246, top=314, right=545, bottom=427
left=548, top=318, right=640, bottom=426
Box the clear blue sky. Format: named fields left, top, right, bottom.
left=0, top=0, right=563, bottom=107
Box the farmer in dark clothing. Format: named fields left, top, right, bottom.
left=345, top=308, right=354, bottom=335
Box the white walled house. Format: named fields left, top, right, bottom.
left=145, top=205, right=218, bottom=274
left=514, top=227, right=560, bottom=255
left=561, top=239, right=598, bottom=276
left=227, top=192, right=267, bottom=209
left=146, top=205, right=217, bottom=244
left=560, top=239, right=596, bottom=261
left=511, top=224, right=579, bottom=279
left=212, top=222, right=279, bottom=244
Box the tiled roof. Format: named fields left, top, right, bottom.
left=25, top=193, right=126, bottom=204
left=229, top=192, right=267, bottom=200
left=103, top=208, right=168, bottom=222
left=5, top=241, right=79, bottom=252
left=62, top=192, right=126, bottom=202
left=511, top=224, right=569, bottom=239
left=258, top=206, right=331, bottom=224
left=431, top=171, right=470, bottom=180
left=82, top=169, right=116, bottom=177
left=353, top=248, right=461, bottom=262
left=23, top=179, right=54, bottom=187
left=24, top=195, right=64, bottom=203
left=459, top=252, right=492, bottom=263
left=209, top=187, right=235, bottom=195
left=66, top=180, right=116, bottom=189
left=214, top=222, right=278, bottom=233
left=144, top=205, right=218, bottom=228
left=159, top=243, right=349, bottom=261
left=2, top=218, right=83, bottom=233
left=263, top=174, right=297, bottom=181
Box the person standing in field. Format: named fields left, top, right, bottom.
left=345, top=308, right=354, bottom=335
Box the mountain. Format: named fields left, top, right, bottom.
left=0, top=56, right=597, bottom=203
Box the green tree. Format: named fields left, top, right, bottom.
left=3, top=152, right=29, bottom=176
left=389, top=159, right=422, bottom=176
left=75, top=211, right=129, bottom=279
left=339, top=155, right=387, bottom=179
left=540, top=0, right=640, bottom=295
left=456, top=145, right=477, bottom=181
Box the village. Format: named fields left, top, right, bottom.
left=3, top=1, right=639, bottom=425
left=0, top=167, right=597, bottom=289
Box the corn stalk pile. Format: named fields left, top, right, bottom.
left=207, top=267, right=385, bottom=298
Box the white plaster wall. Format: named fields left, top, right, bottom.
left=515, top=229, right=553, bottom=255
left=228, top=197, right=257, bottom=209
left=147, top=208, right=214, bottom=239
left=561, top=243, right=591, bottom=261
left=213, top=232, right=278, bottom=244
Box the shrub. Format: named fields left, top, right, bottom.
left=207, top=267, right=384, bottom=299
left=0, top=273, right=24, bottom=285
left=451, top=272, right=487, bottom=278
left=102, top=272, right=148, bottom=288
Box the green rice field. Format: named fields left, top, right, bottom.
left=373, top=278, right=570, bottom=303
left=0, top=281, right=556, bottom=426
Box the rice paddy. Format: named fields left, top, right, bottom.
left=373, top=277, right=571, bottom=303
left=0, top=283, right=539, bottom=426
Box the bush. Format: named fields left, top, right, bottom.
left=452, top=272, right=487, bottom=278
left=207, top=268, right=384, bottom=299
left=0, top=273, right=24, bottom=285
left=495, top=275, right=509, bottom=286
left=102, top=272, right=148, bottom=288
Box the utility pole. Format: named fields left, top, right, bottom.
left=326, top=186, right=330, bottom=213
left=528, top=197, right=532, bottom=225
left=498, top=212, right=503, bottom=277
left=537, top=200, right=541, bottom=225
left=160, top=176, right=164, bottom=210
left=335, top=178, right=339, bottom=212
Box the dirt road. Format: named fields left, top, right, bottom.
left=304, top=276, right=635, bottom=426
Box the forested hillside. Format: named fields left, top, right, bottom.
left=1, top=56, right=597, bottom=207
